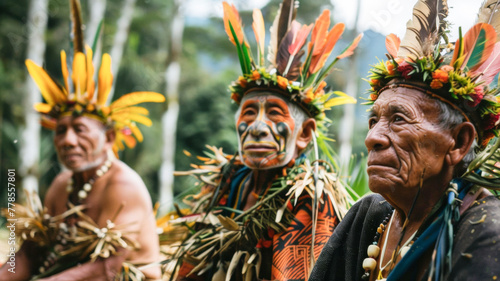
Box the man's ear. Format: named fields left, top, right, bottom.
left=105, top=128, right=116, bottom=149
left=447, top=122, right=475, bottom=166
left=296, top=118, right=316, bottom=151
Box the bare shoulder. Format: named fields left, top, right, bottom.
left=102, top=160, right=152, bottom=209
left=44, top=170, right=72, bottom=213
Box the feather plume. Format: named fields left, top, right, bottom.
left=476, top=0, right=500, bottom=41
left=462, top=23, right=496, bottom=72
left=308, top=10, right=330, bottom=56
left=85, top=46, right=95, bottom=101
left=70, top=0, right=84, bottom=53
left=97, top=54, right=113, bottom=106
left=276, top=0, right=295, bottom=48
left=288, top=23, right=312, bottom=57
left=277, top=21, right=304, bottom=79
left=336, top=33, right=363, bottom=60
left=397, top=0, right=448, bottom=59
left=25, top=60, right=66, bottom=105
left=252, top=9, right=266, bottom=66
left=110, top=92, right=165, bottom=110
left=385, top=33, right=401, bottom=58
left=267, top=3, right=282, bottom=66
left=474, top=42, right=500, bottom=84
left=222, top=2, right=244, bottom=46
left=310, top=23, right=345, bottom=74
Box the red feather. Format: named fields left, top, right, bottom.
left=462, top=23, right=496, bottom=72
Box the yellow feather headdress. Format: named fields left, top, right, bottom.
left=26, top=0, right=164, bottom=154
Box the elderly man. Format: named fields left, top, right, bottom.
left=310, top=0, right=500, bottom=280
left=157, top=1, right=362, bottom=280
left=0, top=2, right=164, bottom=280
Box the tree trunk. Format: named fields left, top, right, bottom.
left=338, top=0, right=362, bottom=170
left=158, top=0, right=184, bottom=213
left=20, top=0, right=49, bottom=194
left=85, top=0, right=106, bottom=68
left=106, top=0, right=137, bottom=104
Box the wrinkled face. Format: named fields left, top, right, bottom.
left=236, top=93, right=301, bottom=169
left=365, top=88, right=454, bottom=195
left=54, top=116, right=110, bottom=172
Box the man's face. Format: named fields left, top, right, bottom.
left=236, top=93, right=301, bottom=169
left=365, top=87, right=454, bottom=195
left=54, top=116, right=110, bottom=172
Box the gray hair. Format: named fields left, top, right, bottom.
left=434, top=97, right=477, bottom=175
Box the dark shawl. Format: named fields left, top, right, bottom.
left=309, top=194, right=500, bottom=281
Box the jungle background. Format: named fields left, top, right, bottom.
left=0, top=0, right=481, bottom=257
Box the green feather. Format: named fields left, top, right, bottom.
left=465, top=28, right=488, bottom=70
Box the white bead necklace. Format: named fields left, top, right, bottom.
left=66, top=159, right=113, bottom=202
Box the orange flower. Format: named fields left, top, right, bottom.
left=304, top=90, right=314, bottom=103
left=370, top=79, right=380, bottom=87
left=386, top=60, right=396, bottom=75
left=315, top=81, right=327, bottom=93
left=432, top=69, right=448, bottom=83
left=370, top=93, right=378, bottom=101
left=277, top=76, right=289, bottom=90
left=231, top=92, right=241, bottom=103
left=251, top=70, right=261, bottom=80
left=430, top=79, right=443, bottom=89
left=86, top=104, right=95, bottom=112
left=238, top=76, right=247, bottom=87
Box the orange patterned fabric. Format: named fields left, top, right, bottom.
left=271, top=193, right=338, bottom=280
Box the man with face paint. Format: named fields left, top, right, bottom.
left=0, top=1, right=164, bottom=280
left=159, top=0, right=362, bottom=280
left=310, top=0, right=500, bottom=280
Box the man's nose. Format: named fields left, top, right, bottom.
left=365, top=121, right=390, bottom=151
left=248, top=121, right=270, bottom=139
left=59, top=129, right=78, bottom=148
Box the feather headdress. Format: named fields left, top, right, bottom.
left=367, top=0, right=500, bottom=150
left=223, top=0, right=362, bottom=133
left=26, top=0, right=165, bottom=154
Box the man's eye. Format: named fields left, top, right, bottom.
left=393, top=115, right=405, bottom=122
left=55, top=128, right=66, bottom=135
left=243, top=109, right=256, bottom=116
left=368, top=118, right=377, bottom=128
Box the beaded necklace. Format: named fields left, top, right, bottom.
left=362, top=210, right=418, bottom=281
left=66, top=159, right=113, bottom=203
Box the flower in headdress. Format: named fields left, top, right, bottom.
left=370, top=93, right=378, bottom=101
left=304, top=89, right=315, bottom=104
left=277, top=76, right=289, bottom=90
left=251, top=70, right=261, bottom=81
left=432, top=69, right=449, bottom=83
left=397, top=61, right=413, bottom=79
left=238, top=76, right=247, bottom=88
left=467, top=86, right=484, bottom=107
left=483, top=113, right=500, bottom=130
left=430, top=79, right=443, bottom=89
left=386, top=60, right=396, bottom=75
left=231, top=92, right=241, bottom=103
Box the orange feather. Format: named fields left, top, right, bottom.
left=223, top=2, right=244, bottom=46
left=310, top=23, right=345, bottom=74
left=385, top=33, right=400, bottom=58
left=252, top=9, right=265, bottom=56
left=462, top=23, right=496, bottom=72
left=336, top=33, right=364, bottom=59
left=308, top=10, right=330, bottom=55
